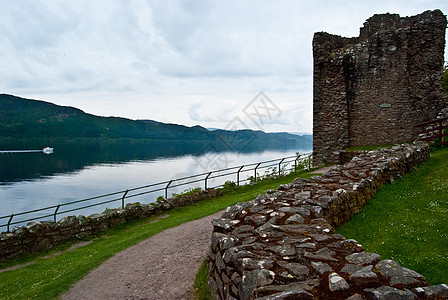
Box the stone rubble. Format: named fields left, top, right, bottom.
left=208, top=143, right=448, bottom=299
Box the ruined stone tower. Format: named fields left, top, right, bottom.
left=313, top=10, right=447, bottom=165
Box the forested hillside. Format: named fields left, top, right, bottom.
left=0, top=94, right=312, bottom=148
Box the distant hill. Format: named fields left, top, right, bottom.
left=0, top=94, right=312, bottom=150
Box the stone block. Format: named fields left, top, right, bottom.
left=240, top=269, right=275, bottom=300
left=328, top=272, right=350, bottom=291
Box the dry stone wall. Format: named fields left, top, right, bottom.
left=207, top=143, right=448, bottom=299
left=313, top=10, right=447, bottom=165
left=0, top=189, right=220, bottom=263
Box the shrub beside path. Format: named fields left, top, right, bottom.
left=62, top=211, right=223, bottom=300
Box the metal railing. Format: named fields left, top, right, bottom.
left=1, top=152, right=312, bottom=232
left=416, top=116, right=448, bottom=146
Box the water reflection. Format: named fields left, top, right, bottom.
left=0, top=139, right=311, bottom=228
left=0, top=140, right=215, bottom=184
left=0, top=139, right=311, bottom=184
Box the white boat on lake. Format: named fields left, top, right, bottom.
left=43, top=147, right=54, bottom=154
left=0, top=148, right=53, bottom=154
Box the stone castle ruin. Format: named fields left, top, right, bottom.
left=205, top=12, right=448, bottom=298
left=313, top=10, right=447, bottom=165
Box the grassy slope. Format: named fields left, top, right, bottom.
left=0, top=171, right=315, bottom=300
left=337, top=147, right=448, bottom=285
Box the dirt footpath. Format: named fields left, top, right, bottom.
left=62, top=211, right=223, bottom=300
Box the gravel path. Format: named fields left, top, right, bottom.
left=62, top=211, right=222, bottom=300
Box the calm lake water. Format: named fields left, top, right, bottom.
left=0, top=140, right=311, bottom=229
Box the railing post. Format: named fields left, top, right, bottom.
left=309, top=153, right=313, bottom=169
left=121, top=190, right=129, bottom=209
left=54, top=204, right=61, bottom=222
left=295, top=155, right=301, bottom=172
left=165, top=180, right=173, bottom=199
left=254, top=162, right=261, bottom=183
left=205, top=172, right=212, bottom=189
left=278, top=158, right=286, bottom=176
left=7, top=214, right=14, bottom=232
left=237, top=165, right=244, bottom=186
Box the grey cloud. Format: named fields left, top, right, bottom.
left=0, top=0, right=446, bottom=133
left=188, top=103, right=213, bottom=122
left=149, top=0, right=212, bottom=52
left=147, top=1, right=312, bottom=78
left=1, top=1, right=78, bottom=51
left=188, top=102, right=237, bottom=123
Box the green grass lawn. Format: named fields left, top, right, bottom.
left=0, top=170, right=316, bottom=300
left=337, top=147, right=448, bottom=285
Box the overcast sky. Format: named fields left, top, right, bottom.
left=1, top=1, right=447, bottom=133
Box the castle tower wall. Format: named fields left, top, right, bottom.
left=313, top=10, right=447, bottom=165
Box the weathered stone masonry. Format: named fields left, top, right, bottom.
left=208, top=143, right=448, bottom=299
left=313, top=10, right=447, bottom=165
